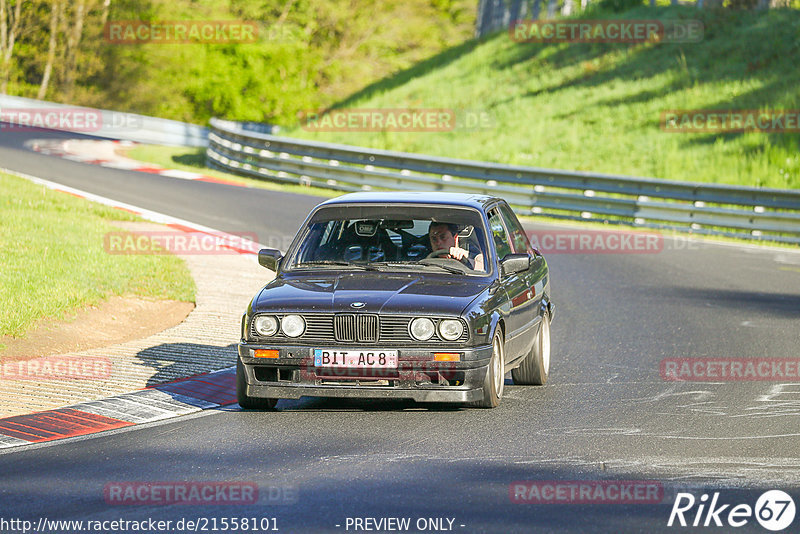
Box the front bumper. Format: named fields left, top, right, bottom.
left=238, top=343, right=493, bottom=403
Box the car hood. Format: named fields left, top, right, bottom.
left=253, top=272, right=491, bottom=316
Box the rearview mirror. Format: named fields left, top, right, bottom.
left=381, top=219, right=414, bottom=230
left=258, top=248, right=283, bottom=272
left=500, top=253, right=530, bottom=276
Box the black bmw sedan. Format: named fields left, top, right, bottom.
left=238, top=192, right=553, bottom=409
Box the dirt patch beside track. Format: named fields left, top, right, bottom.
left=0, top=296, right=194, bottom=360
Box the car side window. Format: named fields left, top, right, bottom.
left=487, top=209, right=513, bottom=261
left=499, top=204, right=532, bottom=254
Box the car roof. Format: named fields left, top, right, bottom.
left=317, top=192, right=500, bottom=210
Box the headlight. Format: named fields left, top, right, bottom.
left=409, top=317, right=435, bottom=341
left=438, top=319, right=464, bottom=341
left=281, top=314, right=306, bottom=337
left=253, top=315, right=278, bottom=336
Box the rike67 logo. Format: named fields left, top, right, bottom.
left=668, top=490, right=796, bottom=531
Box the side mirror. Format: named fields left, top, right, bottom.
left=258, top=248, right=283, bottom=272
left=500, top=253, right=530, bottom=276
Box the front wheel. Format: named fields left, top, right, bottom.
left=237, top=358, right=278, bottom=410
left=511, top=312, right=550, bottom=385
left=471, top=330, right=505, bottom=408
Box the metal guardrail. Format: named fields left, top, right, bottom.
left=207, top=118, right=800, bottom=244
left=0, top=95, right=208, bottom=147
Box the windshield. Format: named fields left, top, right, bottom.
left=285, top=205, right=491, bottom=275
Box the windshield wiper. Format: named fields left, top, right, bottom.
left=415, top=260, right=466, bottom=274
left=371, top=261, right=414, bottom=267
left=298, top=261, right=379, bottom=271
left=371, top=261, right=467, bottom=274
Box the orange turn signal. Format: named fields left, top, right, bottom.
left=254, top=349, right=280, bottom=359
left=434, top=353, right=460, bottom=362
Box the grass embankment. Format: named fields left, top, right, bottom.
left=282, top=7, right=800, bottom=190
left=0, top=173, right=196, bottom=340
left=119, top=8, right=800, bottom=247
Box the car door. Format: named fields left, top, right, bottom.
left=498, top=202, right=543, bottom=359
left=487, top=206, right=529, bottom=361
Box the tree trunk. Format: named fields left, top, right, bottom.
left=62, top=0, right=87, bottom=99
left=532, top=0, right=542, bottom=19
left=546, top=0, right=558, bottom=18
left=562, top=0, right=574, bottom=15
left=0, top=0, right=22, bottom=94
left=276, top=0, right=296, bottom=25
left=100, top=0, right=110, bottom=28
left=509, top=0, right=522, bottom=24
left=476, top=0, right=493, bottom=37
left=38, top=0, right=62, bottom=99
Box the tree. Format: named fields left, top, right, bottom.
left=0, top=0, right=23, bottom=93
left=61, top=0, right=87, bottom=99
left=37, top=0, right=61, bottom=99
left=532, top=0, right=542, bottom=19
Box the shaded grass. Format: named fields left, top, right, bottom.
left=0, top=173, right=196, bottom=339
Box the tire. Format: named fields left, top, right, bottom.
left=236, top=358, right=278, bottom=410
left=471, top=330, right=505, bottom=408
left=511, top=312, right=550, bottom=386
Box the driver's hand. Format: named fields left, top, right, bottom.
left=449, top=247, right=469, bottom=260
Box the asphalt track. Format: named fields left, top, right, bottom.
left=2, top=127, right=800, bottom=533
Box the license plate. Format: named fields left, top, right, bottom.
left=313, top=349, right=398, bottom=368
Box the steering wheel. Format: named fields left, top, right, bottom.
left=426, top=248, right=451, bottom=259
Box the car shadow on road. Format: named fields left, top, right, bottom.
left=135, top=341, right=239, bottom=389
left=273, top=397, right=466, bottom=412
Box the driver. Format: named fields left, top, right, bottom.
left=428, top=222, right=484, bottom=272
